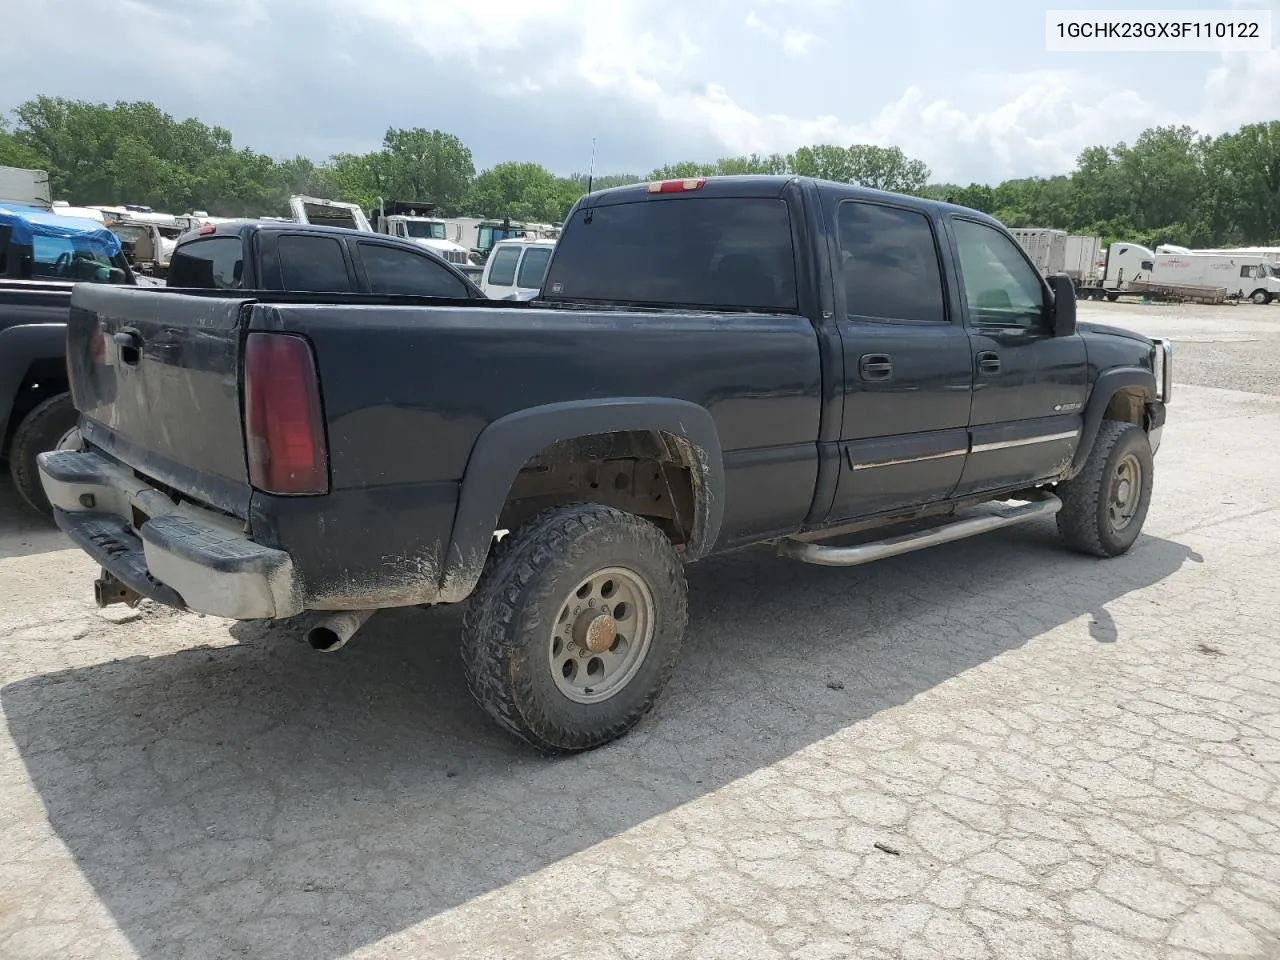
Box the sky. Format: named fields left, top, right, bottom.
left=4, top=0, right=1279, bottom=185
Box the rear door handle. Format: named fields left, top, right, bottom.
left=860, top=353, right=893, bottom=381
left=976, top=350, right=1001, bottom=376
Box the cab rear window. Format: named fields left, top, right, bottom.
left=168, top=237, right=243, bottom=288
left=543, top=197, right=798, bottom=311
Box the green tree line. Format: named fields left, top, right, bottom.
left=2, top=96, right=1278, bottom=246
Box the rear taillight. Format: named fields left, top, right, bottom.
left=243, top=332, right=328, bottom=495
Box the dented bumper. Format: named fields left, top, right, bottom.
left=38, top=449, right=301, bottom=620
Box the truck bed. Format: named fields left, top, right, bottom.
left=62, top=281, right=821, bottom=612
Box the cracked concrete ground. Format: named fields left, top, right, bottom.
left=1, top=301, right=1279, bottom=959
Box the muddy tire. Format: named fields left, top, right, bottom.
left=8, top=392, right=79, bottom=516
left=1056, top=419, right=1154, bottom=558
left=461, top=503, right=688, bottom=753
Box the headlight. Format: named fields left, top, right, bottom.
left=1151, top=338, right=1173, bottom=403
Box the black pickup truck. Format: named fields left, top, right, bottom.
left=40, top=176, right=1172, bottom=753
left=0, top=207, right=146, bottom=513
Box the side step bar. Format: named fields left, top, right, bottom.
left=777, top=494, right=1062, bottom=567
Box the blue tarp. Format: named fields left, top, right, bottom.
left=0, top=203, right=122, bottom=257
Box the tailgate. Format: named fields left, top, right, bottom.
left=68, top=285, right=252, bottom=517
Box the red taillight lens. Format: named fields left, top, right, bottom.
left=646, top=177, right=706, bottom=193
left=243, top=332, right=328, bottom=495
left=199, top=224, right=216, bottom=235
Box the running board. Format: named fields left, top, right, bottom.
left=777, top=494, right=1062, bottom=567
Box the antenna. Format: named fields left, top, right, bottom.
left=587, top=138, right=597, bottom=195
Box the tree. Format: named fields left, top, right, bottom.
left=378, top=127, right=474, bottom=214
left=788, top=145, right=852, bottom=182
left=0, top=116, right=45, bottom=170
left=5, top=93, right=1279, bottom=245
left=844, top=144, right=930, bottom=194
left=466, top=162, right=573, bottom=222
left=1202, top=122, right=1280, bottom=244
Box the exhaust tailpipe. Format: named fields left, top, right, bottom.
left=306, top=610, right=374, bottom=653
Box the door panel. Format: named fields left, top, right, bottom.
left=948, top=217, right=1088, bottom=495
left=826, top=199, right=974, bottom=521
left=842, top=424, right=970, bottom=516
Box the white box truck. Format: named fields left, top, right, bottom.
left=1009, top=228, right=1067, bottom=276
left=1064, top=235, right=1102, bottom=285
left=0, top=166, right=51, bottom=209
left=1154, top=252, right=1279, bottom=304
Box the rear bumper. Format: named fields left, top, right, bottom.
left=39, top=449, right=300, bottom=620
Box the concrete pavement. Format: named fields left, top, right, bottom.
left=0, top=302, right=1277, bottom=959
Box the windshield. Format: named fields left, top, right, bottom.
left=29, top=233, right=123, bottom=282
left=404, top=221, right=447, bottom=240
left=110, top=225, right=147, bottom=243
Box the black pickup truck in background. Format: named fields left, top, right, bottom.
left=0, top=212, right=145, bottom=513
left=41, top=175, right=1172, bottom=753
left=2, top=218, right=484, bottom=515
left=165, top=219, right=487, bottom=298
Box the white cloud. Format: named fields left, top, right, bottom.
left=5, top=0, right=1277, bottom=185
left=744, top=11, right=820, bottom=56
left=1198, top=0, right=1280, bottom=133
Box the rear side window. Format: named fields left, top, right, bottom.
left=358, top=242, right=469, bottom=298
left=836, top=201, right=946, bottom=323
left=278, top=235, right=352, bottom=292
left=168, top=237, right=243, bottom=288
left=543, top=197, right=797, bottom=311
left=487, top=246, right=520, bottom=287
left=516, top=246, right=552, bottom=289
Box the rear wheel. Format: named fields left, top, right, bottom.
left=461, top=503, right=688, bottom=752
left=1250, top=289, right=1272, bottom=305
left=8, top=392, right=79, bottom=516
left=1055, top=420, right=1154, bottom=557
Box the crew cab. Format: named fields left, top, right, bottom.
left=40, top=176, right=1172, bottom=753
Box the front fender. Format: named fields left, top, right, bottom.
left=1068, top=366, right=1156, bottom=478
left=438, top=397, right=725, bottom=602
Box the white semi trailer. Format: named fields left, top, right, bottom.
left=0, top=166, right=51, bottom=209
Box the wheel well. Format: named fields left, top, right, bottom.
left=3, top=359, right=69, bottom=453
left=497, top=431, right=699, bottom=547
left=1102, top=387, right=1147, bottom=426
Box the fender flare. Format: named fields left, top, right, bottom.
left=1069, top=366, right=1156, bottom=477
left=0, top=323, right=69, bottom=445
left=439, top=397, right=725, bottom=601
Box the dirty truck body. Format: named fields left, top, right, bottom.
left=40, top=176, right=1172, bottom=752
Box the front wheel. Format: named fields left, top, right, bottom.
left=1250, top=289, right=1272, bottom=305
left=461, top=504, right=688, bottom=752
left=1055, top=420, right=1154, bottom=557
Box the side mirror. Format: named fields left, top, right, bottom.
left=1046, top=273, right=1076, bottom=337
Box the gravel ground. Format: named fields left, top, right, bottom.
left=0, top=302, right=1278, bottom=959
left=1084, top=298, right=1280, bottom=396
